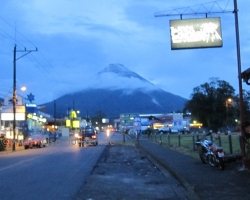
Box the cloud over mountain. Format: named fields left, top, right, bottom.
left=85, top=63, right=161, bottom=93
left=41, top=63, right=187, bottom=118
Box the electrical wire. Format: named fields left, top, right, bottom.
left=0, top=14, right=72, bottom=101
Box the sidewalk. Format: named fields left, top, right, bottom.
left=0, top=145, right=24, bottom=154
left=139, top=139, right=250, bottom=200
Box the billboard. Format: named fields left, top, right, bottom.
left=0, top=105, right=26, bottom=120
left=4, top=95, right=23, bottom=106
left=120, top=113, right=139, bottom=127
left=170, top=17, right=223, bottom=50
left=102, top=118, right=109, bottom=123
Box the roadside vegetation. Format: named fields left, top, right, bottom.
left=183, top=77, right=250, bottom=132
left=147, top=132, right=242, bottom=159
left=156, top=77, right=250, bottom=159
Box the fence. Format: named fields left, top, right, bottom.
left=148, top=132, right=242, bottom=155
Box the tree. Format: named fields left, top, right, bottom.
left=91, top=110, right=106, bottom=127
left=185, top=78, right=236, bottom=131
left=234, top=90, right=250, bottom=123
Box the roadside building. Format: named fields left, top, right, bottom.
left=0, top=97, right=52, bottom=141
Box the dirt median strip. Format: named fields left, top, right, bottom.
left=75, top=144, right=190, bottom=200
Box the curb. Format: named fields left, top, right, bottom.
left=0, top=146, right=24, bottom=155
left=139, top=145, right=200, bottom=200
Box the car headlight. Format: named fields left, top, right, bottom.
left=75, top=133, right=79, bottom=138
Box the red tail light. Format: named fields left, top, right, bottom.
left=91, top=135, right=96, bottom=139
left=217, top=148, right=224, bottom=153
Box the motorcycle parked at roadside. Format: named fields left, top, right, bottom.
left=195, top=132, right=225, bottom=170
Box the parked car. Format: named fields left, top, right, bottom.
left=158, top=126, right=170, bottom=134
left=23, top=134, right=47, bottom=149
left=158, top=126, right=179, bottom=134
left=78, top=126, right=98, bottom=147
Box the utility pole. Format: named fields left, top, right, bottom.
left=54, top=100, right=57, bottom=129
left=86, top=110, right=89, bottom=122
left=12, top=44, right=37, bottom=151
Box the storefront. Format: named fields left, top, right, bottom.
left=25, top=103, right=51, bottom=135
left=0, top=97, right=51, bottom=140
left=0, top=96, right=26, bottom=140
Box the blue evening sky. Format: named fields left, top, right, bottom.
left=0, top=0, right=249, bottom=104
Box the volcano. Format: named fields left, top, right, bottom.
left=41, top=63, right=187, bottom=118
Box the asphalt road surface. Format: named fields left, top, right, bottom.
left=0, top=133, right=107, bottom=200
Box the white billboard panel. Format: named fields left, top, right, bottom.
left=4, top=96, right=23, bottom=105
left=102, top=118, right=109, bottom=123
left=170, top=17, right=223, bottom=50
left=1, top=113, right=26, bottom=120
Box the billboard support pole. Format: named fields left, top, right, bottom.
left=233, top=0, right=246, bottom=168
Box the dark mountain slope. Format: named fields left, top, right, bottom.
left=42, top=88, right=187, bottom=118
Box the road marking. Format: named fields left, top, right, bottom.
left=0, top=157, right=38, bottom=172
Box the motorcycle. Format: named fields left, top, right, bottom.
left=195, top=132, right=225, bottom=170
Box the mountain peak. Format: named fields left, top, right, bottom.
left=97, top=63, right=146, bottom=81
left=99, top=64, right=128, bottom=74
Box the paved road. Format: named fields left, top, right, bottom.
left=0, top=134, right=107, bottom=200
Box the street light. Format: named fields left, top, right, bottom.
left=226, top=98, right=232, bottom=107
left=20, top=86, right=26, bottom=91
left=226, top=98, right=233, bottom=127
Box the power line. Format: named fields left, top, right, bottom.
left=0, top=16, right=36, bottom=49
left=0, top=14, right=71, bottom=99
left=27, top=54, right=71, bottom=95
left=37, top=51, right=73, bottom=92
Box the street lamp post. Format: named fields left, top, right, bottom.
left=226, top=98, right=232, bottom=127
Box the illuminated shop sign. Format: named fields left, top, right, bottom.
left=72, top=120, right=80, bottom=128
left=0, top=105, right=26, bottom=120
left=1, top=105, right=25, bottom=113
left=26, top=104, right=37, bottom=114
left=66, top=119, right=71, bottom=127
left=26, top=103, right=37, bottom=107
left=27, top=113, right=46, bottom=123
left=65, top=119, right=80, bottom=128
left=1, top=113, right=25, bottom=121
left=170, top=17, right=223, bottom=50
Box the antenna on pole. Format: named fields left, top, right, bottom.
left=15, top=22, right=16, bottom=43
